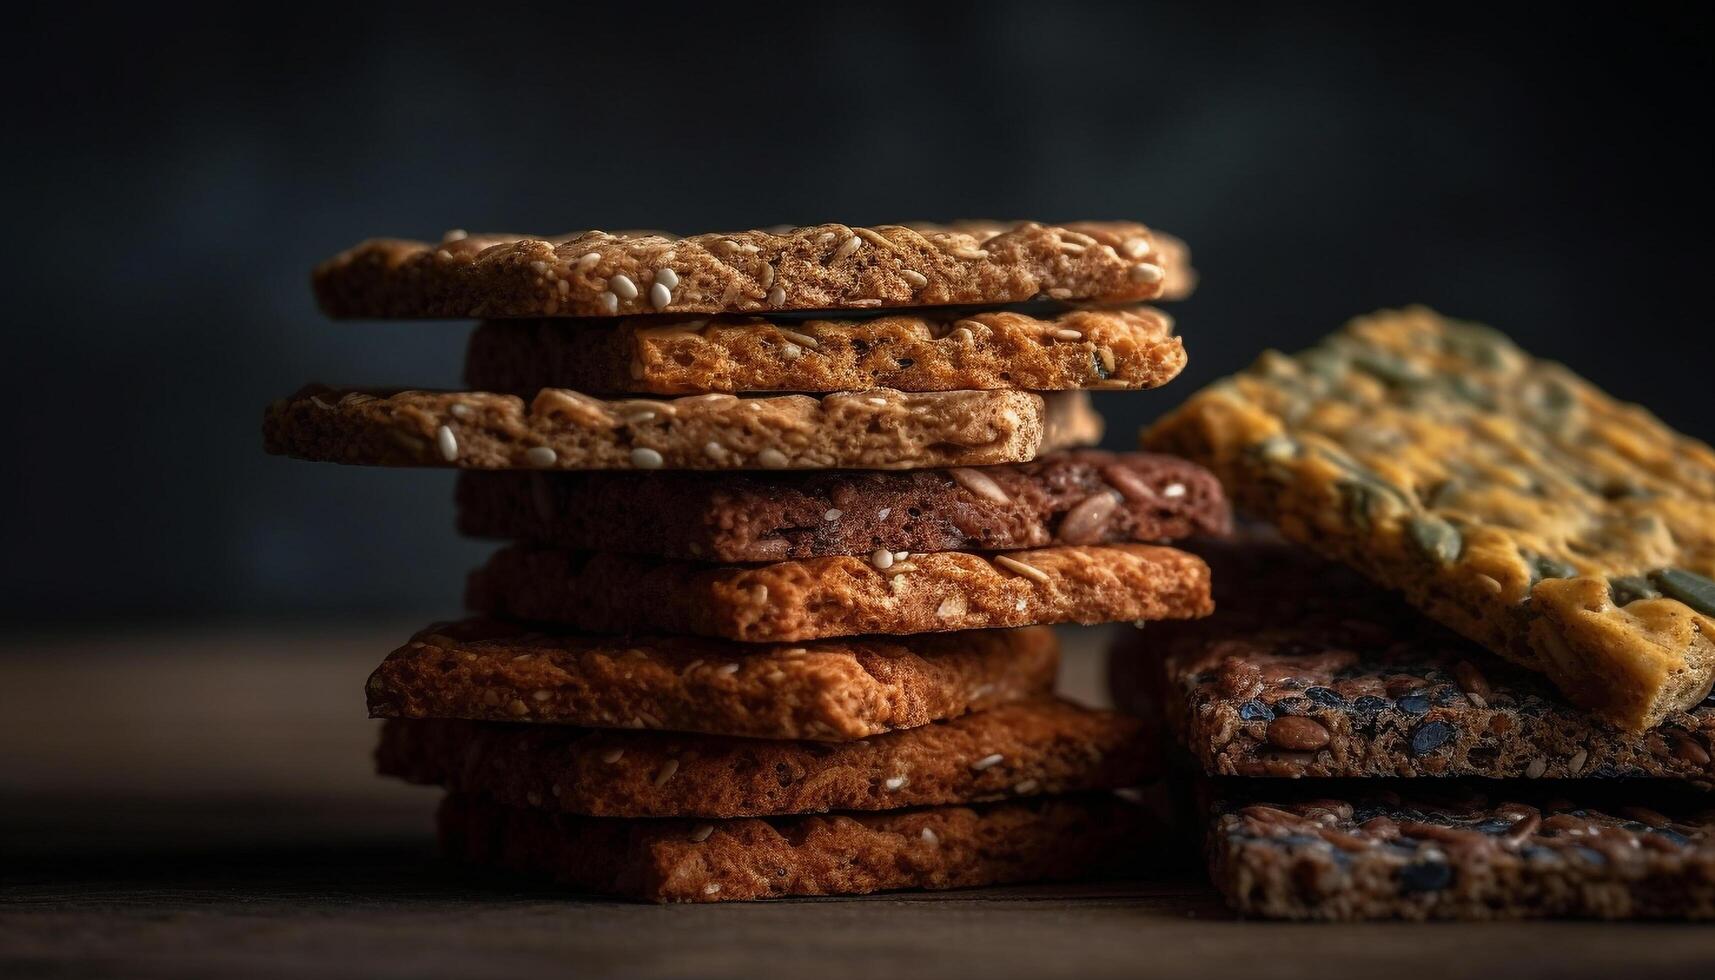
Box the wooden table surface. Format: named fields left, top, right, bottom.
left=4, top=623, right=1711, bottom=979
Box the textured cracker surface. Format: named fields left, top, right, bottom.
left=376, top=699, right=1153, bottom=818
left=466, top=543, right=1213, bottom=643
left=464, top=306, right=1185, bottom=394
left=263, top=386, right=1100, bottom=471
left=1143, top=306, right=1715, bottom=731
left=366, top=619, right=1057, bottom=740
left=438, top=792, right=1145, bottom=903
left=312, top=221, right=1195, bottom=319
left=456, top=450, right=1230, bottom=562
left=1114, top=538, right=1715, bottom=783
left=1208, top=782, right=1715, bottom=920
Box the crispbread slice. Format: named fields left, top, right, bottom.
left=463, top=306, right=1184, bottom=395
left=438, top=791, right=1148, bottom=903
left=263, top=386, right=1100, bottom=471
left=377, top=699, right=1154, bottom=818
left=312, top=221, right=1194, bottom=319
left=366, top=619, right=1057, bottom=740
left=455, top=450, right=1230, bottom=562
left=466, top=543, right=1213, bottom=642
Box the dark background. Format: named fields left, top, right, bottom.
left=6, top=2, right=1709, bottom=625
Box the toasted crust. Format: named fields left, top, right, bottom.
left=463, top=306, right=1185, bottom=395
left=376, top=699, right=1153, bottom=818
left=263, top=386, right=1100, bottom=471
left=438, top=792, right=1148, bottom=903
left=466, top=544, right=1213, bottom=643
left=456, top=450, right=1230, bottom=562
left=1208, top=783, right=1715, bottom=920
left=1144, top=306, right=1715, bottom=731
left=312, top=221, right=1194, bottom=319
left=1115, top=538, right=1715, bottom=784
left=366, top=619, right=1057, bottom=740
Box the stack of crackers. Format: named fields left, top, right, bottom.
left=1125, top=307, right=1715, bottom=920
left=265, top=221, right=1233, bottom=901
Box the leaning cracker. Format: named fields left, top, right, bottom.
left=1208, top=783, right=1715, bottom=920
left=456, top=450, right=1230, bottom=562
left=313, top=220, right=1193, bottom=319
left=438, top=792, right=1147, bottom=903
left=1119, top=537, right=1715, bottom=783
left=377, top=699, right=1153, bottom=818
left=466, top=543, right=1213, bottom=643
left=367, top=619, right=1056, bottom=739
left=1144, top=306, right=1715, bottom=731
left=464, top=306, right=1184, bottom=395
left=263, top=386, right=1100, bottom=471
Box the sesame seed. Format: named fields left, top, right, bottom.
left=884, top=775, right=907, bottom=791
left=1014, top=779, right=1039, bottom=794
left=445, top=229, right=468, bottom=241
left=703, top=441, right=726, bottom=459
left=824, top=509, right=843, bottom=521
left=703, top=883, right=722, bottom=895
left=1123, top=237, right=1151, bottom=259
left=778, top=328, right=819, bottom=349
left=767, top=286, right=786, bottom=306
left=993, top=555, right=1050, bottom=585
left=871, top=548, right=895, bottom=570
left=718, top=662, right=740, bottom=676
left=448, top=402, right=473, bottom=419
left=1051, top=328, right=1082, bottom=341
left=866, top=396, right=887, bottom=406
left=524, top=446, right=558, bottom=467
left=756, top=448, right=789, bottom=468
left=601, top=747, right=624, bottom=763
left=877, top=508, right=891, bottom=520
left=952, top=247, right=989, bottom=260
left=609, top=273, right=638, bottom=299
left=894, top=551, right=910, bottom=562
left=656, top=267, right=680, bottom=289
left=832, top=235, right=862, bottom=262
left=577, top=252, right=601, bottom=270
left=1059, top=241, right=1087, bottom=253
left=435, top=425, right=459, bottom=462
left=920, top=827, right=940, bottom=846
left=901, top=269, right=928, bottom=288
left=1128, top=262, right=1165, bottom=284
left=653, top=759, right=679, bottom=787
left=650, top=282, right=672, bottom=309
left=599, top=291, right=619, bottom=314
left=971, top=753, right=1004, bottom=771
left=630, top=447, right=664, bottom=468
left=690, top=825, right=714, bottom=842
left=1161, top=483, right=1186, bottom=498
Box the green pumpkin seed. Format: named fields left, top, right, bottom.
left=1521, top=550, right=1577, bottom=586
left=1249, top=435, right=1298, bottom=463
left=1351, top=351, right=1429, bottom=387
left=1608, top=575, right=1661, bottom=606
left=1650, top=568, right=1715, bottom=617
left=1406, top=515, right=1462, bottom=564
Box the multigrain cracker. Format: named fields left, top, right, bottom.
left=1144, top=307, right=1715, bottom=730
left=264, top=386, right=1100, bottom=471
left=367, top=620, right=1056, bottom=739
left=464, top=306, right=1184, bottom=394
left=466, top=543, right=1213, bottom=642
left=313, top=221, right=1195, bottom=319
left=456, top=450, right=1229, bottom=561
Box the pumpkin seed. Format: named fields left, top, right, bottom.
left=1406, top=514, right=1462, bottom=564
left=1337, top=478, right=1400, bottom=530
left=1249, top=435, right=1298, bottom=463
left=1608, top=575, right=1661, bottom=606
left=1650, top=568, right=1715, bottom=617
left=1351, top=351, right=1428, bottom=387
left=1533, top=553, right=1578, bottom=582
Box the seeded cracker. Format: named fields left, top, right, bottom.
left=263, top=386, right=1100, bottom=471
left=438, top=792, right=1150, bottom=903
left=1207, top=782, right=1715, bottom=920
left=367, top=620, right=1057, bottom=739
left=464, top=306, right=1184, bottom=395
left=313, top=221, right=1195, bottom=319
left=1144, top=306, right=1715, bottom=730
left=1114, top=538, right=1715, bottom=783
left=465, top=543, right=1213, bottom=643
left=376, top=699, right=1152, bottom=818
left=455, top=450, right=1230, bottom=562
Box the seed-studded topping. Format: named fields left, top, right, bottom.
left=994, top=555, right=1050, bottom=585
left=630, top=447, right=664, bottom=469
left=600, top=747, right=625, bottom=764
left=576, top=251, right=601, bottom=271
left=448, top=402, right=473, bottom=419
left=832, top=234, right=862, bottom=262
left=1129, top=263, right=1165, bottom=283
left=653, top=759, right=680, bottom=787
left=948, top=467, right=1012, bottom=505
left=1161, top=483, right=1186, bottom=498
left=717, top=662, right=740, bottom=677
left=767, top=286, right=786, bottom=306
left=971, top=753, right=1005, bottom=771
left=1051, top=328, right=1083, bottom=341
left=435, top=425, right=459, bottom=462
left=1059, top=491, right=1121, bottom=545
left=778, top=328, right=819, bottom=349
left=599, top=291, right=619, bottom=314
left=609, top=273, right=638, bottom=300
left=871, top=548, right=896, bottom=570
left=884, top=775, right=907, bottom=791
left=650, top=282, right=672, bottom=309
left=901, top=269, right=928, bottom=288
left=920, top=827, right=940, bottom=846
left=689, top=824, right=714, bottom=842
left=703, top=883, right=721, bottom=895
left=1267, top=715, right=1330, bottom=752
left=656, top=267, right=680, bottom=289
left=524, top=446, right=558, bottom=467
left=1123, top=237, right=1151, bottom=259
left=824, top=509, right=842, bottom=521
left=756, top=448, right=789, bottom=469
